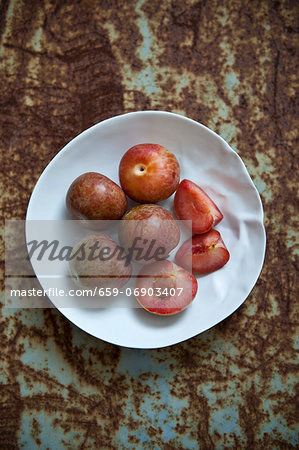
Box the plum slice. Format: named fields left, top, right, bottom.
left=175, top=230, right=230, bottom=274
left=135, top=260, right=198, bottom=315
left=174, top=179, right=223, bottom=234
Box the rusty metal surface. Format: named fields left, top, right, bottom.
left=0, top=0, right=298, bottom=448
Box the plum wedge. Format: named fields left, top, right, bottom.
left=174, top=179, right=223, bottom=234
left=175, top=230, right=230, bottom=274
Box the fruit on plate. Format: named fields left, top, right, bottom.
left=66, top=172, right=127, bottom=230
left=135, top=260, right=198, bottom=315
left=175, top=229, right=230, bottom=274
left=118, top=204, right=180, bottom=265
left=174, top=179, right=223, bottom=234
left=69, top=233, right=131, bottom=290
left=119, top=143, right=180, bottom=203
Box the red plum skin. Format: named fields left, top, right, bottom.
left=119, top=143, right=180, bottom=203
left=118, top=204, right=180, bottom=265
left=66, top=172, right=127, bottom=229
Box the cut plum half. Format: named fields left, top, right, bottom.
left=135, top=260, right=198, bottom=315
left=175, top=229, right=230, bottom=274
left=174, top=179, right=223, bottom=234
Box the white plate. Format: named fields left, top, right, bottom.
left=26, top=111, right=266, bottom=349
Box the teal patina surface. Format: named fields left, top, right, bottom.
left=0, top=0, right=298, bottom=448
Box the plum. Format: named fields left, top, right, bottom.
left=119, top=143, right=180, bottom=203
left=174, top=179, right=223, bottom=234
left=66, top=172, right=127, bottom=230
left=135, top=260, right=198, bottom=315
left=69, top=233, right=131, bottom=290
left=175, top=230, right=230, bottom=274
left=118, top=204, right=180, bottom=265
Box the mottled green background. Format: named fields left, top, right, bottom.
left=0, top=0, right=298, bottom=448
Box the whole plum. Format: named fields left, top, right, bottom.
left=119, top=143, right=180, bottom=203
left=66, top=172, right=127, bottom=230
left=118, top=204, right=180, bottom=265
left=69, top=233, right=131, bottom=290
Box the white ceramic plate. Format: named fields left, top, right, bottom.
left=26, top=111, right=266, bottom=348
